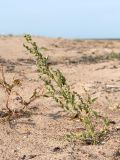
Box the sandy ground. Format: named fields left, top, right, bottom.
left=0, top=35, right=120, bottom=160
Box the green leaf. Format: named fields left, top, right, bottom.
left=91, top=97, right=97, bottom=103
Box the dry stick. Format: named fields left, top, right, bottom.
left=1, top=66, right=5, bottom=82
left=13, top=87, right=43, bottom=109
left=1, top=66, right=12, bottom=112
left=14, top=91, right=34, bottom=109
left=5, top=94, right=12, bottom=113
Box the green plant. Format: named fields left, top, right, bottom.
left=0, top=66, right=41, bottom=122
left=0, top=67, right=21, bottom=113
left=72, top=52, right=120, bottom=64
left=23, top=34, right=109, bottom=145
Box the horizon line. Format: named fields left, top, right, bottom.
left=0, top=34, right=120, bottom=40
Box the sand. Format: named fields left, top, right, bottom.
left=0, top=35, right=120, bottom=160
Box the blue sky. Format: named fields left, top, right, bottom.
left=0, top=0, right=120, bottom=38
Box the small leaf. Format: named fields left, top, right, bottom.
left=13, top=79, right=21, bottom=86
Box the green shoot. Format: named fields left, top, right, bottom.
left=23, top=34, right=109, bottom=145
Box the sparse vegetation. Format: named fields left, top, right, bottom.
left=23, top=34, right=109, bottom=145
left=78, top=52, right=120, bottom=64
left=0, top=66, right=41, bottom=122
left=0, top=35, right=119, bottom=159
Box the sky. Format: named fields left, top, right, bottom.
left=0, top=0, right=120, bottom=39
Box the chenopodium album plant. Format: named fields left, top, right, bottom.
left=23, top=34, right=109, bottom=145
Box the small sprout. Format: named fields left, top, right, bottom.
left=0, top=67, right=42, bottom=123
